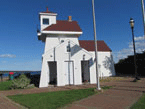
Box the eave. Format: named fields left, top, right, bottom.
left=41, top=30, right=83, bottom=35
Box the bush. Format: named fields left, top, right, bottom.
left=10, top=74, right=31, bottom=89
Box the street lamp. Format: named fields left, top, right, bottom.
left=129, top=18, right=140, bottom=81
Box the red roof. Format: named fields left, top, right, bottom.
left=43, top=20, right=82, bottom=32
left=79, top=40, right=111, bottom=52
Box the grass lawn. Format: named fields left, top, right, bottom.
left=0, top=80, right=12, bottom=90
left=100, top=77, right=127, bottom=82
left=130, top=93, right=145, bottom=109
left=8, top=86, right=111, bottom=109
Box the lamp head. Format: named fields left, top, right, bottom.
left=129, top=18, right=135, bottom=29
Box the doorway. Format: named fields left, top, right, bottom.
left=48, top=61, right=57, bottom=85
left=81, top=61, right=90, bottom=82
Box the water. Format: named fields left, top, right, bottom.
left=1, top=71, right=41, bottom=77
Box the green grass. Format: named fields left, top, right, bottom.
left=100, top=77, right=126, bottom=82
left=8, top=86, right=111, bottom=109
left=130, top=93, right=145, bottom=109
left=0, top=80, right=12, bottom=90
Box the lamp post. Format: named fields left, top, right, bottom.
left=92, top=0, right=101, bottom=90
left=129, top=18, right=140, bottom=81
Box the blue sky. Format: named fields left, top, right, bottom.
left=0, top=0, right=145, bottom=71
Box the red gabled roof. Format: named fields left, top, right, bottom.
left=43, top=20, right=82, bottom=32
left=79, top=40, right=111, bottom=52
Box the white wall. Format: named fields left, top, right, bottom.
left=40, top=40, right=96, bottom=87
left=40, top=14, right=57, bottom=31
left=39, top=57, right=49, bottom=88
left=39, top=39, right=115, bottom=88
left=89, top=51, right=116, bottom=77
left=54, top=40, right=97, bottom=85
left=44, top=35, right=79, bottom=53
left=54, top=40, right=81, bottom=86
left=89, top=58, right=97, bottom=84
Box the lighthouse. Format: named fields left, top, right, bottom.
left=37, top=8, right=115, bottom=88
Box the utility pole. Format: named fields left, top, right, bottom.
left=141, top=0, right=145, bottom=39
left=92, top=0, right=101, bottom=90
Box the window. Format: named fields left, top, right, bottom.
left=43, top=18, right=49, bottom=25
left=67, top=45, right=71, bottom=52
left=66, top=41, right=71, bottom=52
left=61, top=40, right=64, bottom=43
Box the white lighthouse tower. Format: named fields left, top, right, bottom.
left=39, top=8, right=57, bottom=31
left=37, top=8, right=83, bottom=88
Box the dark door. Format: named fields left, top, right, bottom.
left=48, top=61, right=57, bottom=85
left=81, top=61, right=90, bottom=82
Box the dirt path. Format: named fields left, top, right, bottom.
left=62, top=78, right=145, bottom=109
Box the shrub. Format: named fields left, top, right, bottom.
left=10, top=74, right=31, bottom=89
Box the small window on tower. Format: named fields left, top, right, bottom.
left=43, top=18, right=49, bottom=25
left=61, top=40, right=64, bottom=43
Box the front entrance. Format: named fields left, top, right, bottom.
left=81, top=61, right=90, bottom=82
left=65, top=61, right=74, bottom=85
left=48, top=61, right=57, bottom=85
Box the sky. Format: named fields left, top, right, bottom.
left=0, top=0, right=145, bottom=71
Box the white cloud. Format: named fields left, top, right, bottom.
left=0, top=54, right=16, bottom=58
left=134, top=36, right=145, bottom=41
left=129, top=36, right=145, bottom=53
left=113, top=36, right=145, bottom=63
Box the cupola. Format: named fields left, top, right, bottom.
left=39, top=8, right=57, bottom=31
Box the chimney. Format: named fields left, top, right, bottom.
left=68, top=16, right=72, bottom=22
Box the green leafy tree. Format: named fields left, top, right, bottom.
left=118, top=59, right=125, bottom=64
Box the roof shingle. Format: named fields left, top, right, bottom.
left=79, top=40, right=111, bottom=52
left=43, top=20, right=82, bottom=32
